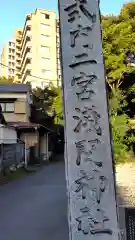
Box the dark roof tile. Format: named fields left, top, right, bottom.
left=0, top=84, right=30, bottom=93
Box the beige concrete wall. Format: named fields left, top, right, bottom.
left=40, top=134, right=48, bottom=160
left=0, top=92, right=30, bottom=122
left=20, top=132, right=39, bottom=148
left=3, top=112, right=28, bottom=122
left=1, top=44, right=8, bottom=78
left=0, top=125, right=17, bottom=144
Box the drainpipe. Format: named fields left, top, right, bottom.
left=24, top=135, right=27, bottom=169
left=46, top=133, right=49, bottom=161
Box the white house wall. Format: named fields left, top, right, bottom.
left=0, top=125, right=17, bottom=144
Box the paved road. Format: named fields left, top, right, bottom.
left=0, top=160, right=69, bottom=240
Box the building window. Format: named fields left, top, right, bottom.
left=9, top=68, right=14, bottom=74
left=9, top=42, right=15, bottom=47
left=41, top=81, right=49, bottom=88
left=0, top=103, right=5, bottom=112
left=40, top=23, right=50, bottom=30
left=41, top=45, right=50, bottom=53
left=41, top=69, right=51, bottom=76
left=16, top=53, right=20, bottom=58
left=41, top=57, right=50, bottom=63
left=41, top=34, right=50, bottom=40
left=45, top=14, right=50, bottom=19
left=41, top=13, right=50, bottom=19
left=0, top=103, right=14, bottom=113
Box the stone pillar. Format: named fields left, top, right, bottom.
left=58, top=0, right=119, bottom=239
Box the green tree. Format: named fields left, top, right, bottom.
left=51, top=87, right=63, bottom=124
left=102, top=2, right=135, bottom=162
left=111, top=114, right=130, bottom=163
left=120, top=2, right=135, bottom=19
left=32, top=85, right=58, bottom=112
left=0, top=76, right=14, bottom=84
left=31, top=85, right=63, bottom=127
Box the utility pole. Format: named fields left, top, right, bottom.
left=58, top=0, right=119, bottom=239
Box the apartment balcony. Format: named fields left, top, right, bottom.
left=16, top=60, right=21, bottom=69
left=16, top=33, right=22, bottom=41
left=21, top=56, right=31, bottom=75
left=16, top=70, right=21, bottom=77
left=16, top=35, right=22, bottom=41
left=16, top=42, right=21, bottom=50
left=21, top=64, right=32, bottom=83
left=16, top=47, right=21, bottom=55
left=21, top=33, right=31, bottom=56
left=21, top=20, right=31, bottom=47
left=16, top=52, right=21, bottom=60
left=16, top=56, right=21, bottom=62
left=21, top=52, right=31, bottom=73
left=21, top=42, right=31, bottom=62
left=21, top=45, right=31, bottom=65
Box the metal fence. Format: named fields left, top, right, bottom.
left=125, top=208, right=135, bottom=240
left=0, top=139, right=25, bottom=172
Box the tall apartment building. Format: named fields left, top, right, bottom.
left=0, top=8, right=61, bottom=88
left=20, top=8, right=59, bottom=88
left=56, top=20, right=61, bottom=87
left=0, top=54, right=3, bottom=77
left=1, top=40, right=16, bottom=79
left=14, top=28, right=22, bottom=81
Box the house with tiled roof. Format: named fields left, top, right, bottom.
left=0, top=84, right=52, bottom=166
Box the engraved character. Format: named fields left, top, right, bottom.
left=73, top=106, right=102, bottom=135
left=90, top=208, right=113, bottom=235
left=76, top=207, right=112, bottom=235
left=76, top=207, right=93, bottom=234
left=70, top=24, right=92, bottom=48
left=64, top=0, right=96, bottom=24
left=75, top=138, right=101, bottom=166
left=69, top=59, right=97, bottom=68
left=75, top=170, right=94, bottom=199
left=75, top=170, right=107, bottom=203
left=71, top=72, right=98, bottom=100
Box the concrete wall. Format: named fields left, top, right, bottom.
left=40, top=134, right=49, bottom=160
left=0, top=125, right=17, bottom=144
left=0, top=92, right=30, bottom=122
left=20, top=132, right=39, bottom=148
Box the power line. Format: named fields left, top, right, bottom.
left=0, top=62, right=61, bottom=84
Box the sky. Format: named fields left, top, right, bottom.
left=0, top=0, right=132, bottom=51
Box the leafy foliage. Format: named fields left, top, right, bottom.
left=51, top=87, right=63, bottom=124
left=103, top=2, right=135, bottom=162
left=0, top=76, right=14, bottom=84
left=31, top=85, right=63, bottom=126
left=32, top=85, right=58, bottom=112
